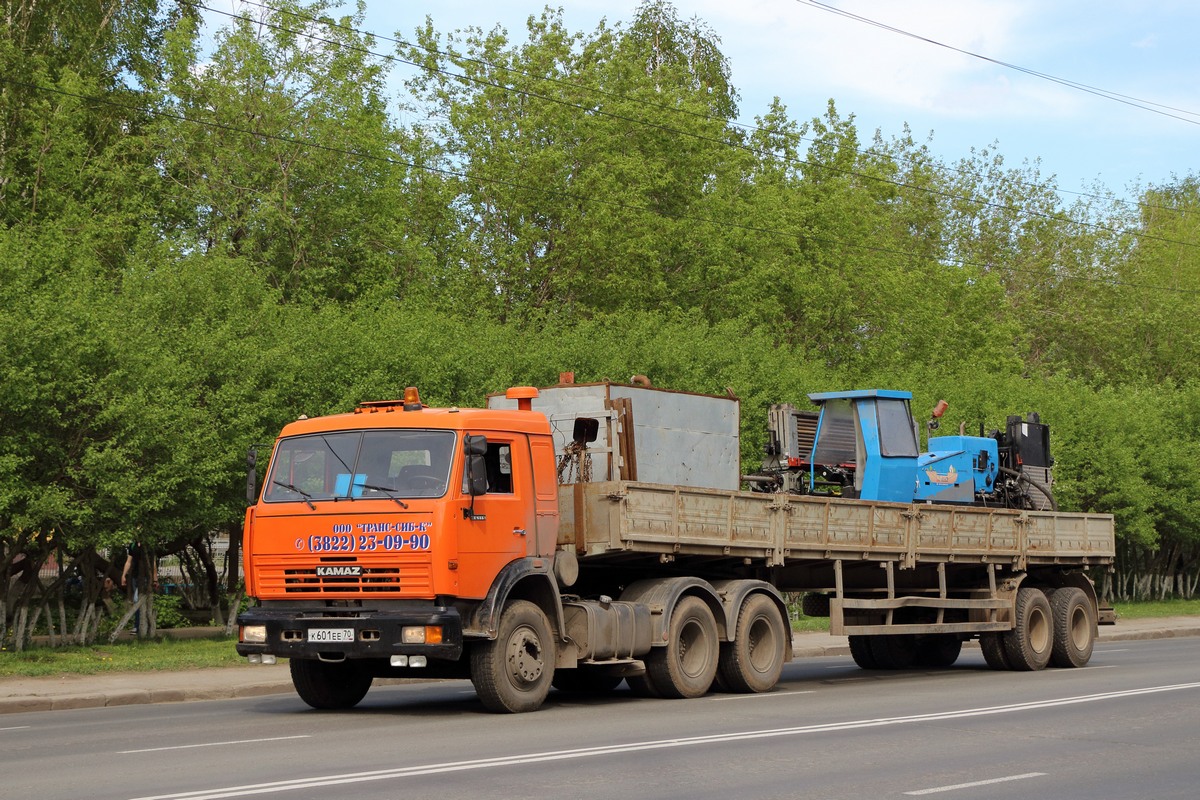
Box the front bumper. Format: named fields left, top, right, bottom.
left=236, top=604, right=463, bottom=661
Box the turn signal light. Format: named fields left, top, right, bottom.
left=401, top=625, right=443, bottom=644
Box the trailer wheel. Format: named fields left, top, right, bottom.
left=1050, top=587, right=1095, bottom=668
left=718, top=594, right=787, bottom=693
left=1002, top=587, right=1053, bottom=671
left=870, top=634, right=919, bottom=669
left=289, top=658, right=373, bottom=710
left=848, top=635, right=880, bottom=669
left=979, top=633, right=1012, bottom=670
left=646, top=596, right=719, bottom=698
left=916, top=634, right=962, bottom=668
left=471, top=600, right=555, bottom=713
left=551, top=668, right=623, bottom=694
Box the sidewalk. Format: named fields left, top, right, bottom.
left=3, top=616, right=1198, bottom=715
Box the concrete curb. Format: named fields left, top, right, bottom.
left=0, top=681, right=298, bottom=715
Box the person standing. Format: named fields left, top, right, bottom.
left=121, top=541, right=151, bottom=635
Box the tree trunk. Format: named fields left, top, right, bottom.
left=192, top=536, right=220, bottom=612
left=223, top=592, right=245, bottom=636
left=225, top=521, right=242, bottom=596
left=75, top=602, right=94, bottom=645
left=110, top=591, right=153, bottom=642
left=13, top=606, right=28, bottom=652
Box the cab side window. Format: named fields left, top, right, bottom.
left=485, top=443, right=513, bottom=493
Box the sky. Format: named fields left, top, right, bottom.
left=202, top=1, right=1200, bottom=204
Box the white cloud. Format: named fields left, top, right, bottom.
left=689, top=0, right=1082, bottom=120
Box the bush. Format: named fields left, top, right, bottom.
left=153, top=594, right=189, bottom=630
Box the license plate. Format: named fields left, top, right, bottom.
left=308, top=628, right=354, bottom=643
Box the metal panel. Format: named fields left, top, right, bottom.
left=608, top=385, right=740, bottom=490
left=489, top=383, right=740, bottom=490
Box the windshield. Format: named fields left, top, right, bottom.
left=263, top=429, right=455, bottom=503
left=876, top=398, right=919, bottom=457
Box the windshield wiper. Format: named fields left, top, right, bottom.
left=357, top=483, right=410, bottom=509
left=271, top=480, right=316, bottom=510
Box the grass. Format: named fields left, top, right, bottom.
left=1112, top=598, right=1200, bottom=619
left=0, top=635, right=245, bottom=678
left=791, top=614, right=831, bottom=633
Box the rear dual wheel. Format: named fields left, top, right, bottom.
left=849, top=632, right=961, bottom=671
left=985, top=586, right=1095, bottom=670
left=980, top=632, right=1012, bottom=670
left=646, top=596, right=719, bottom=698
left=848, top=635, right=879, bottom=669
left=1002, top=587, right=1053, bottom=671
left=915, top=634, right=963, bottom=668
left=718, top=594, right=788, bottom=693
left=1050, top=587, right=1096, bottom=668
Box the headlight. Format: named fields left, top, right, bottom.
left=402, top=625, right=443, bottom=644
left=241, top=625, right=267, bottom=643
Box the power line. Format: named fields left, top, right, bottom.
left=796, top=0, right=1200, bottom=126
left=196, top=1, right=1200, bottom=254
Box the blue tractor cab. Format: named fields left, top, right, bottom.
left=806, top=390, right=1000, bottom=505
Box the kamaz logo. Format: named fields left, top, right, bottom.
left=316, top=565, right=362, bottom=577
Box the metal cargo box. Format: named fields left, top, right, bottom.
left=488, top=380, right=741, bottom=491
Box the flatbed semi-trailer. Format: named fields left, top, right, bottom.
left=561, top=478, right=1113, bottom=640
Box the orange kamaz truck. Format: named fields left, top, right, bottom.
left=237, top=378, right=1115, bottom=713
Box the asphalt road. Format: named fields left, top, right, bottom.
left=5, top=637, right=1200, bottom=800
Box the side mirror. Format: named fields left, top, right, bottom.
left=464, top=435, right=488, bottom=497
left=572, top=417, right=599, bottom=445
left=464, top=434, right=488, bottom=457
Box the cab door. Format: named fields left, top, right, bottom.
left=455, top=433, right=534, bottom=598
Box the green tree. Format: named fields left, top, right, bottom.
left=403, top=1, right=742, bottom=321
left=158, top=0, right=446, bottom=304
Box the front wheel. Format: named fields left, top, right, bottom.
left=290, top=658, right=373, bottom=710
left=471, top=599, right=555, bottom=713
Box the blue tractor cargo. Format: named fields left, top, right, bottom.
left=757, top=389, right=1052, bottom=510
left=918, top=435, right=1000, bottom=504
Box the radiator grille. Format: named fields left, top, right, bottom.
left=253, top=555, right=432, bottom=598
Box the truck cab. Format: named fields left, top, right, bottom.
left=237, top=388, right=562, bottom=697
